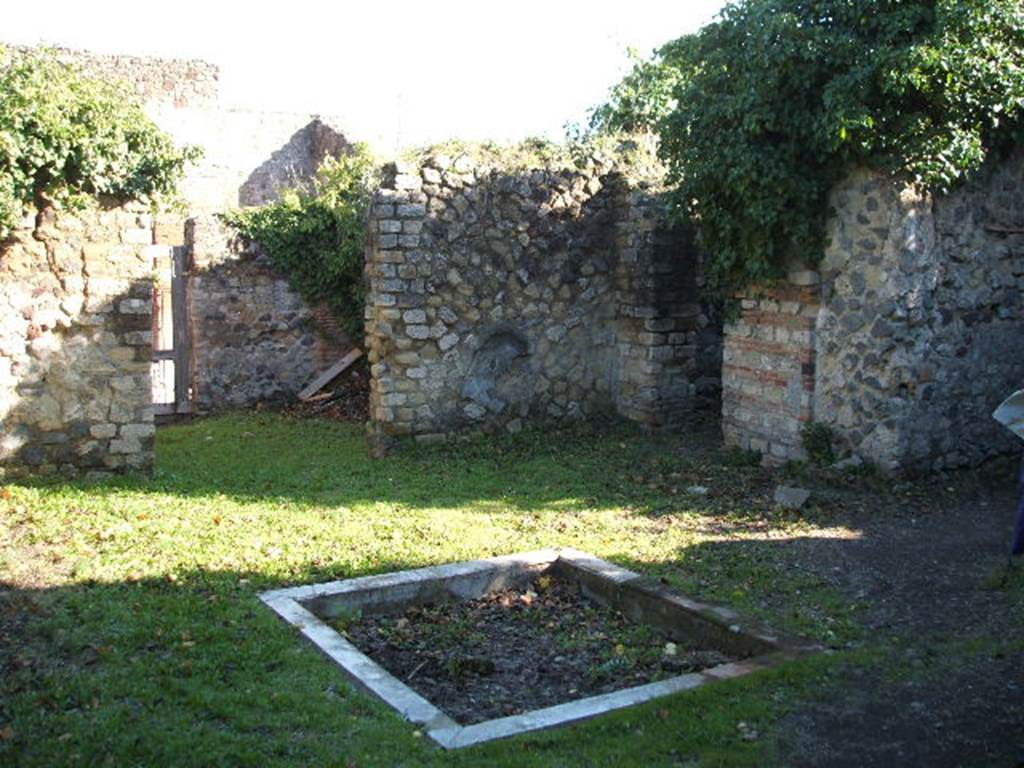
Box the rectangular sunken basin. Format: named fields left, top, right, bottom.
left=260, top=549, right=819, bottom=749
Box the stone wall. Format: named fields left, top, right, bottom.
left=0, top=204, right=156, bottom=478
left=722, top=151, right=1024, bottom=471
left=153, top=109, right=353, bottom=213
left=12, top=45, right=219, bottom=109
left=186, top=216, right=351, bottom=411
left=365, top=148, right=717, bottom=450
left=10, top=44, right=354, bottom=214
left=816, top=156, right=1024, bottom=471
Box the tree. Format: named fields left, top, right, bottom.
left=593, top=0, right=1024, bottom=295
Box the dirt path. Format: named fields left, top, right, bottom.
left=773, top=474, right=1023, bottom=767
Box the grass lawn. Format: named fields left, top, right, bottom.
left=1, top=413, right=1020, bottom=767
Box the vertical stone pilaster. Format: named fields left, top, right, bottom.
left=721, top=282, right=820, bottom=463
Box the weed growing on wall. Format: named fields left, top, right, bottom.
left=0, top=46, right=200, bottom=239
left=224, top=145, right=377, bottom=342
left=592, top=0, right=1024, bottom=297
left=801, top=422, right=836, bottom=468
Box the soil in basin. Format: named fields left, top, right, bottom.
left=338, top=573, right=740, bottom=724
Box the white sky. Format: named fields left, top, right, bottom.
left=3, top=1, right=726, bottom=152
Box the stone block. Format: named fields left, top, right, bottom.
left=109, top=438, right=141, bottom=455
left=397, top=203, right=427, bottom=218
left=120, top=423, right=156, bottom=440
left=402, top=309, right=427, bottom=324
left=118, top=298, right=150, bottom=315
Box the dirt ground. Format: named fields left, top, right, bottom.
left=342, top=575, right=734, bottom=724
left=767, top=463, right=1024, bottom=767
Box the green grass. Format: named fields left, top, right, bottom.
left=0, top=413, right=946, bottom=766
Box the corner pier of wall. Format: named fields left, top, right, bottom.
left=723, top=153, right=1024, bottom=473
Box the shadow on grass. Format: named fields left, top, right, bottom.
left=4, top=412, right=1022, bottom=766
left=3, top=529, right=1020, bottom=767
left=0, top=559, right=835, bottom=768
left=10, top=411, right=763, bottom=518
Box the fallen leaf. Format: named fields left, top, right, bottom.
left=0, top=725, right=13, bottom=741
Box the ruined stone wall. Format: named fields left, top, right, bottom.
left=186, top=216, right=351, bottom=411
left=721, top=151, right=1024, bottom=471
left=365, top=149, right=716, bottom=449
left=816, top=156, right=1024, bottom=471
left=10, top=44, right=353, bottom=214
left=0, top=205, right=156, bottom=478
left=12, top=45, right=219, bottom=109
left=153, top=110, right=353, bottom=213
left=614, top=193, right=713, bottom=429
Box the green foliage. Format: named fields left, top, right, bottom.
left=224, top=146, right=377, bottom=341
left=801, top=422, right=836, bottom=467
left=588, top=48, right=686, bottom=135
left=0, top=46, right=200, bottom=238
left=593, top=0, right=1024, bottom=296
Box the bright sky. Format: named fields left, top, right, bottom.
left=3, top=1, right=725, bottom=152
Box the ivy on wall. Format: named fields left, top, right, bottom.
left=224, top=146, right=377, bottom=343
left=591, top=0, right=1024, bottom=296
left=0, top=46, right=200, bottom=238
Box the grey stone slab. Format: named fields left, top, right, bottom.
left=773, top=485, right=811, bottom=510
left=261, top=548, right=559, bottom=604
left=260, top=594, right=456, bottom=729
left=429, top=673, right=707, bottom=749
left=555, top=547, right=640, bottom=584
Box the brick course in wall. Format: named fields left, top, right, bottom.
left=721, top=285, right=819, bottom=463
left=0, top=204, right=157, bottom=478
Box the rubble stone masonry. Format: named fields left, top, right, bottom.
left=1, top=204, right=157, bottom=477
left=723, top=151, right=1024, bottom=471
left=364, top=148, right=720, bottom=452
